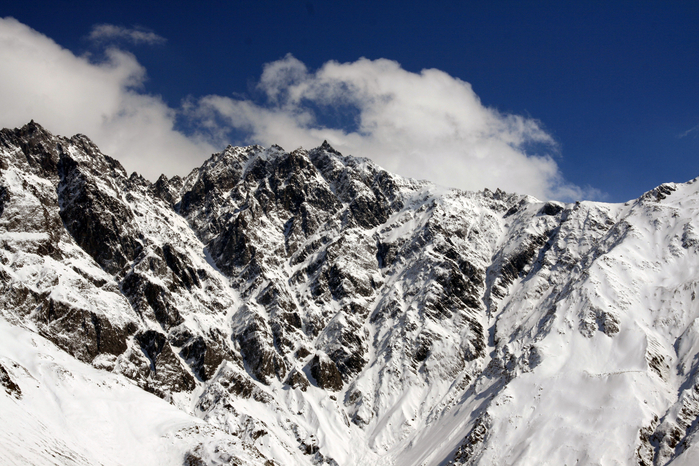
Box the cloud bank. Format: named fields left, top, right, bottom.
left=192, top=54, right=589, bottom=200
left=0, top=18, right=591, bottom=200
left=0, top=17, right=214, bottom=179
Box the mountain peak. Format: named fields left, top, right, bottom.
left=319, top=139, right=341, bottom=154
left=2, top=123, right=699, bottom=465
left=15, top=119, right=54, bottom=141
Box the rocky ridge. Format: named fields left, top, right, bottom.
left=1, top=121, right=699, bottom=465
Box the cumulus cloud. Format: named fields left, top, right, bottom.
left=191, top=54, right=591, bottom=200
left=0, top=17, right=213, bottom=180
left=88, top=24, right=166, bottom=45
left=0, top=18, right=593, bottom=200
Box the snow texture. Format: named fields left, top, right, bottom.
left=2, top=122, right=699, bottom=465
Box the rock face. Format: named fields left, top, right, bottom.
left=0, top=363, right=21, bottom=399
left=0, top=121, right=236, bottom=401
left=309, top=354, right=343, bottom=391
left=3, top=122, right=699, bottom=466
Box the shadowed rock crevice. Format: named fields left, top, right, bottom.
left=135, top=330, right=196, bottom=393
left=309, top=354, right=343, bottom=391
left=179, top=335, right=231, bottom=382
left=0, top=363, right=22, bottom=399
left=121, top=272, right=184, bottom=330
left=35, top=297, right=133, bottom=363
left=58, top=153, right=143, bottom=276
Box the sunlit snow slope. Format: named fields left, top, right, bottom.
left=2, top=121, right=699, bottom=465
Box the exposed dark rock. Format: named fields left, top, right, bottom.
left=295, top=347, right=312, bottom=359
left=135, top=330, right=196, bottom=393
left=285, top=368, right=310, bottom=391
left=9, top=121, right=698, bottom=465
left=376, top=240, right=399, bottom=268
left=492, top=232, right=550, bottom=299
left=0, top=186, right=8, bottom=217
left=413, top=337, right=431, bottom=363
left=636, top=416, right=658, bottom=466
left=452, top=415, right=490, bottom=464
left=2, top=121, right=61, bottom=179
left=349, top=194, right=390, bottom=229
left=180, top=335, right=229, bottom=381
left=162, top=244, right=201, bottom=289
left=643, top=183, right=677, bottom=202
left=0, top=363, right=21, bottom=399
left=682, top=223, right=698, bottom=249
left=236, top=313, right=288, bottom=385
left=436, top=262, right=482, bottom=311
left=325, top=322, right=368, bottom=380
left=218, top=369, right=271, bottom=402
left=503, top=204, right=519, bottom=218
left=136, top=330, right=168, bottom=368
left=579, top=305, right=620, bottom=338
left=58, top=154, right=142, bottom=276
left=538, top=202, right=564, bottom=216
left=183, top=452, right=207, bottom=466
left=121, top=272, right=184, bottom=330
left=196, top=363, right=271, bottom=414
left=35, top=297, right=130, bottom=363
left=208, top=211, right=256, bottom=273
left=169, top=326, right=195, bottom=347
left=151, top=174, right=185, bottom=207
left=309, top=355, right=343, bottom=391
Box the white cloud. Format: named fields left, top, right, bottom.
left=0, top=19, right=593, bottom=200
left=679, top=123, right=699, bottom=139
left=0, top=17, right=214, bottom=180
left=88, top=24, right=166, bottom=45
left=192, top=54, right=592, bottom=200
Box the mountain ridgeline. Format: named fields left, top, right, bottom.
left=2, top=121, right=699, bottom=465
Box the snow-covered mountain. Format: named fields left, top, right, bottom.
left=2, top=121, right=699, bottom=465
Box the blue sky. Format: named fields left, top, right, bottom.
left=1, top=1, right=698, bottom=202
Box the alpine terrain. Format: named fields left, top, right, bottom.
left=3, top=121, right=699, bottom=466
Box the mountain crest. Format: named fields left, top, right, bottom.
left=2, top=122, right=699, bottom=465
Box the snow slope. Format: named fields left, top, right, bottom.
left=0, top=317, right=269, bottom=466
left=2, top=121, right=699, bottom=465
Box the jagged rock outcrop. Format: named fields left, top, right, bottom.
left=309, top=354, right=344, bottom=391
left=0, top=121, right=236, bottom=400
left=0, top=363, right=21, bottom=399
left=4, top=121, right=699, bottom=466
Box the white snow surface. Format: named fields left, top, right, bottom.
left=0, top=317, right=261, bottom=466
left=3, top=123, right=699, bottom=465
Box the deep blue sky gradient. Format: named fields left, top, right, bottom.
left=4, top=0, right=699, bottom=202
